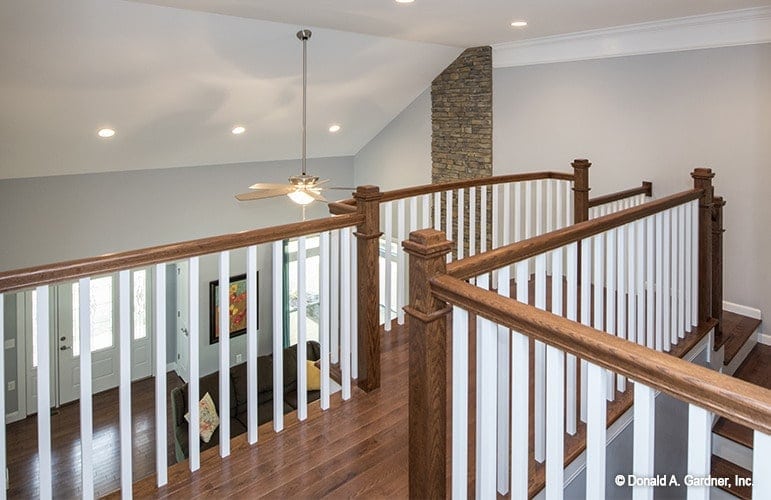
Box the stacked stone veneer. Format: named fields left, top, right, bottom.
left=431, top=46, right=493, bottom=256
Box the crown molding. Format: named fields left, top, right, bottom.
left=493, top=7, right=771, bottom=68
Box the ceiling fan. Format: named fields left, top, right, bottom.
left=236, top=29, right=351, bottom=206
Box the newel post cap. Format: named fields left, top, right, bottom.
left=402, top=229, right=452, bottom=258
left=353, top=185, right=382, bottom=202
left=571, top=158, right=592, bottom=169
left=691, top=167, right=715, bottom=181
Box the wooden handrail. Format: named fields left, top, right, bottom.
left=327, top=172, right=574, bottom=212
left=448, top=188, right=702, bottom=280
left=430, top=273, right=771, bottom=435
left=0, top=213, right=364, bottom=294
left=588, top=181, right=653, bottom=208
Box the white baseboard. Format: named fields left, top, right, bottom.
left=759, top=332, right=771, bottom=346
left=166, top=362, right=177, bottom=372
left=4, top=411, right=22, bottom=424
left=722, top=301, right=762, bottom=320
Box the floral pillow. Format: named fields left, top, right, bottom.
left=184, top=392, right=220, bottom=443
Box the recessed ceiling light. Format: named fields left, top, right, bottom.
left=395, top=0, right=414, bottom=4
left=510, top=20, right=528, bottom=28
left=231, top=126, right=246, bottom=135
left=97, top=128, right=115, bottom=138
left=328, top=124, right=341, bottom=133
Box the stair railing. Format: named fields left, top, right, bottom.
left=0, top=186, right=382, bottom=497
left=404, top=168, right=764, bottom=499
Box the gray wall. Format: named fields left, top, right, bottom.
left=354, top=89, right=432, bottom=191
left=493, top=43, right=771, bottom=326
left=0, top=156, right=355, bottom=408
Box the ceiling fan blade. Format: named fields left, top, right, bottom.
left=313, top=179, right=331, bottom=186
left=307, top=190, right=328, bottom=203
left=247, top=182, right=292, bottom=190
left=324, top=186, right=356, bottom=191
left=235, top=187, right=293, bottom=201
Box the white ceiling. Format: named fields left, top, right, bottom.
left=0, top=0, right=459, bottom=179
left=133, top=0, right=771, bottom=47
left=3, top=0, right=769, bottom=180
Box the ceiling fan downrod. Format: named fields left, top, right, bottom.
left=297, top=29, right=311, bottom=177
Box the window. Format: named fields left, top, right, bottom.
left=133, top=270, right=147, bottom=340
left=283, top=236, right=321, bottom=347
left=72, top=276, right=114, bottom=356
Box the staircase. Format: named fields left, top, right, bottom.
left=711, top=311, right=766, bottom=499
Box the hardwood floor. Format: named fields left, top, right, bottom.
left=6, top=372, right=184, bottom=498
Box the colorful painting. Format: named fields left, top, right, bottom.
left=209, top=273, right=257, bottom=344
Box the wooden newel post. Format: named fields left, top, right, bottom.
left=403, top=229, right=452, bottom=499
left=572, top=158, right=591, bottom=224
left=354, top=185, right=383, bottom=392
left=691, top=168, right=715, bottom=324
left=712, top=196, right=726, bottom=342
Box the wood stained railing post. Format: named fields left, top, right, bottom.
left=572, top=158, right=591, bottom=224
left=712, top=195, right=725, bottom=343
left=353, top=185, right=383, bottom=392
left=692, top=168, right=715, bottom=324
left=403, top=229, right=452, bottom=499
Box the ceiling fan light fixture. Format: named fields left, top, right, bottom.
left=287, top=189, right=315, bottom=205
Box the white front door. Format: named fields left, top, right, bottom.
left=24, top=270, right=154, bottom=412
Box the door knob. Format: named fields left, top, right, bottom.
left=60, top=336, right=66, bottom=341
left=60, top=345, right=69, bottom=351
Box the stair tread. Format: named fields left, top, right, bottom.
left=713, top=344, right=771, bottom=447
left=711, top=455, right=753, bottom=500
left=722, top=311, right=761, bottom=365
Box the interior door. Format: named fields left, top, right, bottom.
left=131, top=269, right=153, bottom=380
left=57, top=276, right=120, bottom=405
left=175, top=262, right=190, bottom=383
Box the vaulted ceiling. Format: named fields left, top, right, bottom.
left=2, top=0, right=768, bottom=179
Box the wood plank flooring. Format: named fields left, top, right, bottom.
left=6, top=372, right=184, bottom=498
left=721, top=311, right=762, bottom=365
left=712, top=344, right=771, bottom=448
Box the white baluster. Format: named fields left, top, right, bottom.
left=452, top=306, right=469, bottom=500
left=678, top=205, right=686, bottom=338
left=503, top=182, right=511, bottom=247
left=514, top=182, right=522, bottom=242
left=445, top=189, right=453, bottom=262
left=272, top=242, right=285, bottom=431
left=525, top=181, right=533, bottom=239
left=247, top=246, right=258, bottom=443
left=511, top=262, right=530, bottom=499
left=36, top=285, right=52, bottom=500
left=556, top=179, right=564, bottom=230
left=154, top=264, right=168, bottom=486
left=0, top=295, right=4, bottom=499
left=662, top=210, right=672, bottom=351
left=119, top=270, right=133, bottom=494
left=586, top=363, right=607, bottom=500
left=633, top=382, right=655, bottom=500
left=567, top=181, right=574, bottom=225
left=636, top=221, right=646, bottom=347
left=188, top=257, right=201, bottom=468
left=628, top=222, right=637, bottom=346
left=686, top=405, right=712, bottom=500
left=655, top=212, right=663, bottom=351
left=433, top=192, right=441, bottom=230
left=566, top=243, right=578, bottom=435
left=218, top=251, right=231, bottom=455
left=77, top=279, right=94, bottom=497
left=594, top=234, right=605, bottom=333
left=340, top=229, right=352, bottom=400
left=384, top=201, right=393, bottom=331
left=546, top=249, right=565, bottom=500
left=691, top=201, right=698, bottom=328
left=350, top=229, right=358, bottom=379
left=480, top=186, right=488, bottom=252
left=605, top=229, right=616, bottom=401
left=422, top=194, right=430, bottom=229
left=617, top=226, right=627, bottom=392
left=320, top=233, right=331, bottom=410
left=397, top=199, right=406, bottom=325
left=535, top=253, right=546, bottom=463
left=646, top=217, right=655, bottom=349
left=410, top=196, right=418, bottom=233
left=496, top=266, right=510, bottom=494
left=477, top=314, right=497, bottom=498
left=492, top=184, right=499, bottom=250
left=298, top=237, right=308, bottom=419
left=536, top=179, right=544, bottom=236
left=469, top=186, right=476, bottom=257
left=457, top=189, right=465, bottom=260
left=580, top=239, right=591, bottom=423
left=330, top=230, right=340, bottom=362
left=754, top=431, right=771, bottom=498
left=546, top=179, right=555, bottom=233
